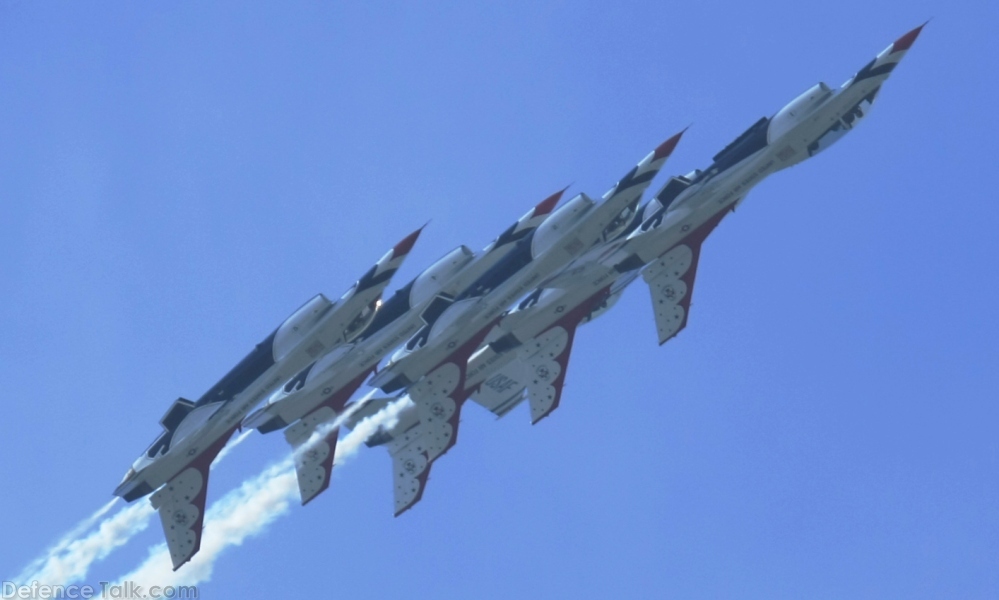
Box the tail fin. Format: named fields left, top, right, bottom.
left=482, top=188, right=567, bottom=254
left=844, top=23, right=926, bottom=89
left=354, top=226, right=426, bottom=295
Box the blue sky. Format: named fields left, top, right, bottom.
left=2, top=1, right=997, bottom=598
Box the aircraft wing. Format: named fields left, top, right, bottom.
left=517, top=289, right=609, bottom=423
left=382, top=322, right=498, bottom=515
left=402, top=321, right=498, bottom=462
left=406, top=362, right=465, bottom=463
left=466, top=324, right=584, bottom=424
left=519, top=327, right=574, bottom=423
left=642, top=208, right=731, bottom=345
left=282, top=368, right=374, bottom=505
left=284, top=406, right=340, bottom=506
left=388, top=428, right=433, bottom=517
left=392, top=287, right=605, bottom=512
left=470, top=288, right=610, bottom=423
left=148, top=430, right=235, bottom=570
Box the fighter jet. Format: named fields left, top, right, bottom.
left=112, top=228, right=423, bottom=570
left=608, top=23, right=926, bottom=347
left=240, top=191, right=564, bottom=505
left=363, top=132, right=685, bottom=515
left=449, top=24, right=928, bottom=425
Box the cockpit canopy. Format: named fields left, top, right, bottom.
left=410, top=246, right=476, bottom=307
left=768, top=82, right=834, bottom=143
left=342, top=297, right=379, bottom=343
left=532, top=193, right=592, bottom=258
left=273, top=294, right=334, bottom=361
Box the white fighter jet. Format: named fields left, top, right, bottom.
left=112, top=227, right=423, bottom=570
left=609, top=22, right=927, bottom=346
left=240, top=190, right=564, bottom=505
left=469, top=23, right=926, bottom=419
left=353, top=24, right=924, bottom=515
left=361, top=132, right=685, bottom=515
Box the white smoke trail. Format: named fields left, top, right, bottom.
left=117, top=458, right=297, bottom=586
left=214, top=430, right=253, bottom=463
left=118, top=399, right=408, bottom=588
left=293, top=392, right=408, bottom=462
left=13, top=501, right=156, bottom=587
left=12, top=497, right=119, bottom=583
left=12, top=429, right=254, bottom=587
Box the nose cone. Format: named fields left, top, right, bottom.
left=849, top=23, right=927, bottom=88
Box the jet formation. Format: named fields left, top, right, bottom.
left=114, top=25, right=924, bottom=569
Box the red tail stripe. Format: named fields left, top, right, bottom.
left=533, top=188, right=566, bottom=216
left=652, top=128, right=687, bottom=162
left=392, top=226, right=424, bottom=257
left=892, top=23, right=925, bottom=53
